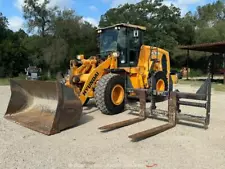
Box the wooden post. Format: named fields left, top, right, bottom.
left=206, top=52, right=210, bottom=79
left=186, top=50, right=189, bottom=80
left=211, top=58, right=214, bottom=81
left=210, top=54, right=214, bottom=81
left=223, top=53, right=225, bottom=84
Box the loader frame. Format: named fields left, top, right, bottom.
left=99, top=77, right=212, bottom=141
left=65, top=23, right=172, bottom=111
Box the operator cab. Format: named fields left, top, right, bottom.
left=97, top=23, right=146, bottom=67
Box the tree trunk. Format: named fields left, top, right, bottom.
left=47, top=69, right=51, bottom=79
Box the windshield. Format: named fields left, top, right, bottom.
left=100, top=29, right=118, bottom=55
left=99, top=28, right=127, bottom=59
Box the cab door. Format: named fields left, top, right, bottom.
left=127, top=28, right=143, bottom=67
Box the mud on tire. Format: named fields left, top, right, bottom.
left=95, top=73, right=125, bottom=115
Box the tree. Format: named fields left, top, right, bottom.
left=99, top=0, right=182, bottom=51
left=50, top=9, right=97, bottom=58
left=23, top=0, right=57, bottom=37
left=193, top=0, right=225, bottom=43
left=0, top=12, right=9, bottom=41
left=47, top=9, right=98, bottom=72
left=176, top=12, right=197, bottom=45
left=0, top=12, right=8, bottom=28
left=195, top=0, right=225, bottom=28
left=23, top=0, right=61, bottom=77
left=2, top=0, right=224, bottom=78
left=0, top=28, right=29, bottom=77
left=22, top=5, right=98, bottom=77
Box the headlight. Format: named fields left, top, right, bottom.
left=77, top=55, right=81, bottom=60
left=76, top=55, right=84, bottom=60
left=112, top=52, right=119, bottom=57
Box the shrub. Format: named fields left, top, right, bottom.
left=189, top=69, right=204, bottom=77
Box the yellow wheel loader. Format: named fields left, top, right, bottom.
left=63, top=23, right=173, bottom=115
left=5, top=23, right=173, bottom=135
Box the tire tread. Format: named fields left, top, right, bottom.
left=95, top=73, right=124, bottom=115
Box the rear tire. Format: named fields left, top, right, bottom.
left=152, top=71, right=168, bottom=91
left=95, top=73, right=125, bottom=115
left=151, top=71, right=168, bottom=102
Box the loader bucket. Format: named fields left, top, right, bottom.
left=4, top=79, right=83, bottom=135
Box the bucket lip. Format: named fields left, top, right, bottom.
left=4, top=115, right=58, bottom=135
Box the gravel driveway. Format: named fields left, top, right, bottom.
left=0, top=84, right=225, bottom=169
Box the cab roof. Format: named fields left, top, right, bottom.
left=97, top=23, right=146, bottom=31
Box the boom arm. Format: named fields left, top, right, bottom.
left=79, top=56, right=117, bottom=105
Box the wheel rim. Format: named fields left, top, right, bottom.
left=156, top=79, right=165, bottom=91
left=111, top=84, right=125, bottom=105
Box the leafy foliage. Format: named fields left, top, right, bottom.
left=99, top=0, right=182, bottom=51
left=1, top=0, right=225, bottom=78
left=99, top=0, right=225, bottom=72
left=23, top=0, right=57, bottom=36
left=22, top=1, right=97, bottom=77
left=0, top=29, right=29, bottom=77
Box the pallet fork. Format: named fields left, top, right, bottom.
left=99, top=78, right=211, bottom=141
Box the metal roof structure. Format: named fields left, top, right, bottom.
left=97, top=23, right=147, bottom=31
left=179, top=41, right=225, bottom=84
left=179, top=41, right=225, bottom=53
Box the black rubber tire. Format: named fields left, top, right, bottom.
left=95, top=73, right=125, bottom=115
left=152, top=71, right=168, bottom=91
left=151, top=71, right=169, bottom=102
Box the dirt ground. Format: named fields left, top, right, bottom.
left=0, top=83, right=225, bottom=169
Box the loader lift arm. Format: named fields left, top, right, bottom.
left=78, top=55, right=118, bottom=105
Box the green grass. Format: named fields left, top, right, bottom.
left=212, top=84, right=225, bottom=92
left=0, top=73, right=57, bottom=86
left=0, top=77, right=57, bottom=85
left=0, top=78, right=11, bottom=85
left=178, top=79, right=203, bottom=86
left=0, top=74, right=27, bottom=85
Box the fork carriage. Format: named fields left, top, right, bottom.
left=99, top=77, right=211, bottom=141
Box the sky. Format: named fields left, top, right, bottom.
left=0, top=0, right=217, bottom=32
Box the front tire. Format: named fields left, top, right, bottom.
left=95, top=73, right=125, bottom=115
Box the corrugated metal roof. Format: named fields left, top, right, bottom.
left=97, top=23, right=147, bottom=31
left=179, top=41, right=225, bottom=53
